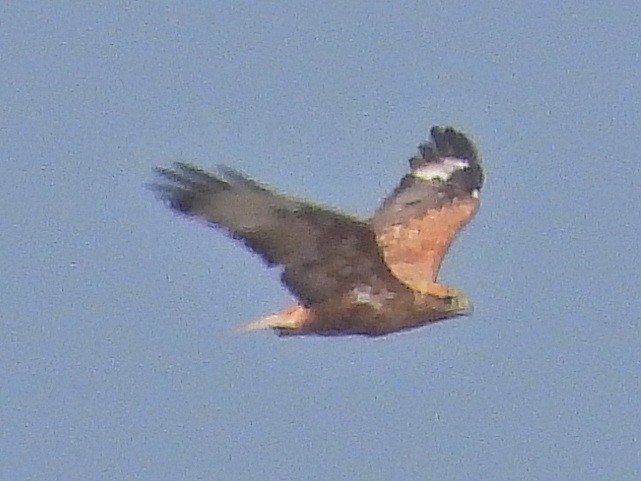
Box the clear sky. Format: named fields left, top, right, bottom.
left=2, top=1, right=640, bottom=480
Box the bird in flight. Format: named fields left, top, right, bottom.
left=152, top=126, right=484, bottom=337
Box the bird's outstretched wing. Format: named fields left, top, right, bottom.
left=152, top=163, right=406, bottom=307
left=372, top=127, right=484, bottom=289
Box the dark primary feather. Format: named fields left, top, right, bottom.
left=373, top=126, right=483, bottom=230
left=152, top=163, right=407, bottom=307
left=410, top=126, right=482, bottom=172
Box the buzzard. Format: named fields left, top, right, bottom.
left=153, top=126, right=484, bottom=337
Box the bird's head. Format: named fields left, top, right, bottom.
left=442, top=288, right=474, bottom=318
left=418, top=287, right=474, bottom=321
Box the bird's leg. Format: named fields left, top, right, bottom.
left=234, top=305, right=308, bottom=333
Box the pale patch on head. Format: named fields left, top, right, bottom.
left=412, top=157, right=469, bottom=182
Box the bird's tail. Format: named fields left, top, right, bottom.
left=234, top=305, right=308, bottom=333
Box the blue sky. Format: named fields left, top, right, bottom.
left=2, top=1, right=640, bottom=480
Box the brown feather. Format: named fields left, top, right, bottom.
left=375, top=197, right=479, bottom=287
left=152, top=163, right=412, bottom=308
left=152, top=125, right=483, bottom=337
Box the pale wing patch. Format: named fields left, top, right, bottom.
left=350, top=284, right=396, bottom=310
left=412, top=157, right=469, bottom=182
left=352, top=285, right=381, bottom=308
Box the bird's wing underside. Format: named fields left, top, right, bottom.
left=372, top=126, right=484, bottom=288
left=152, top=163, right=407, bottom=306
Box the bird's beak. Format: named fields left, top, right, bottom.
left=451, top=293, right=474, bottom=316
